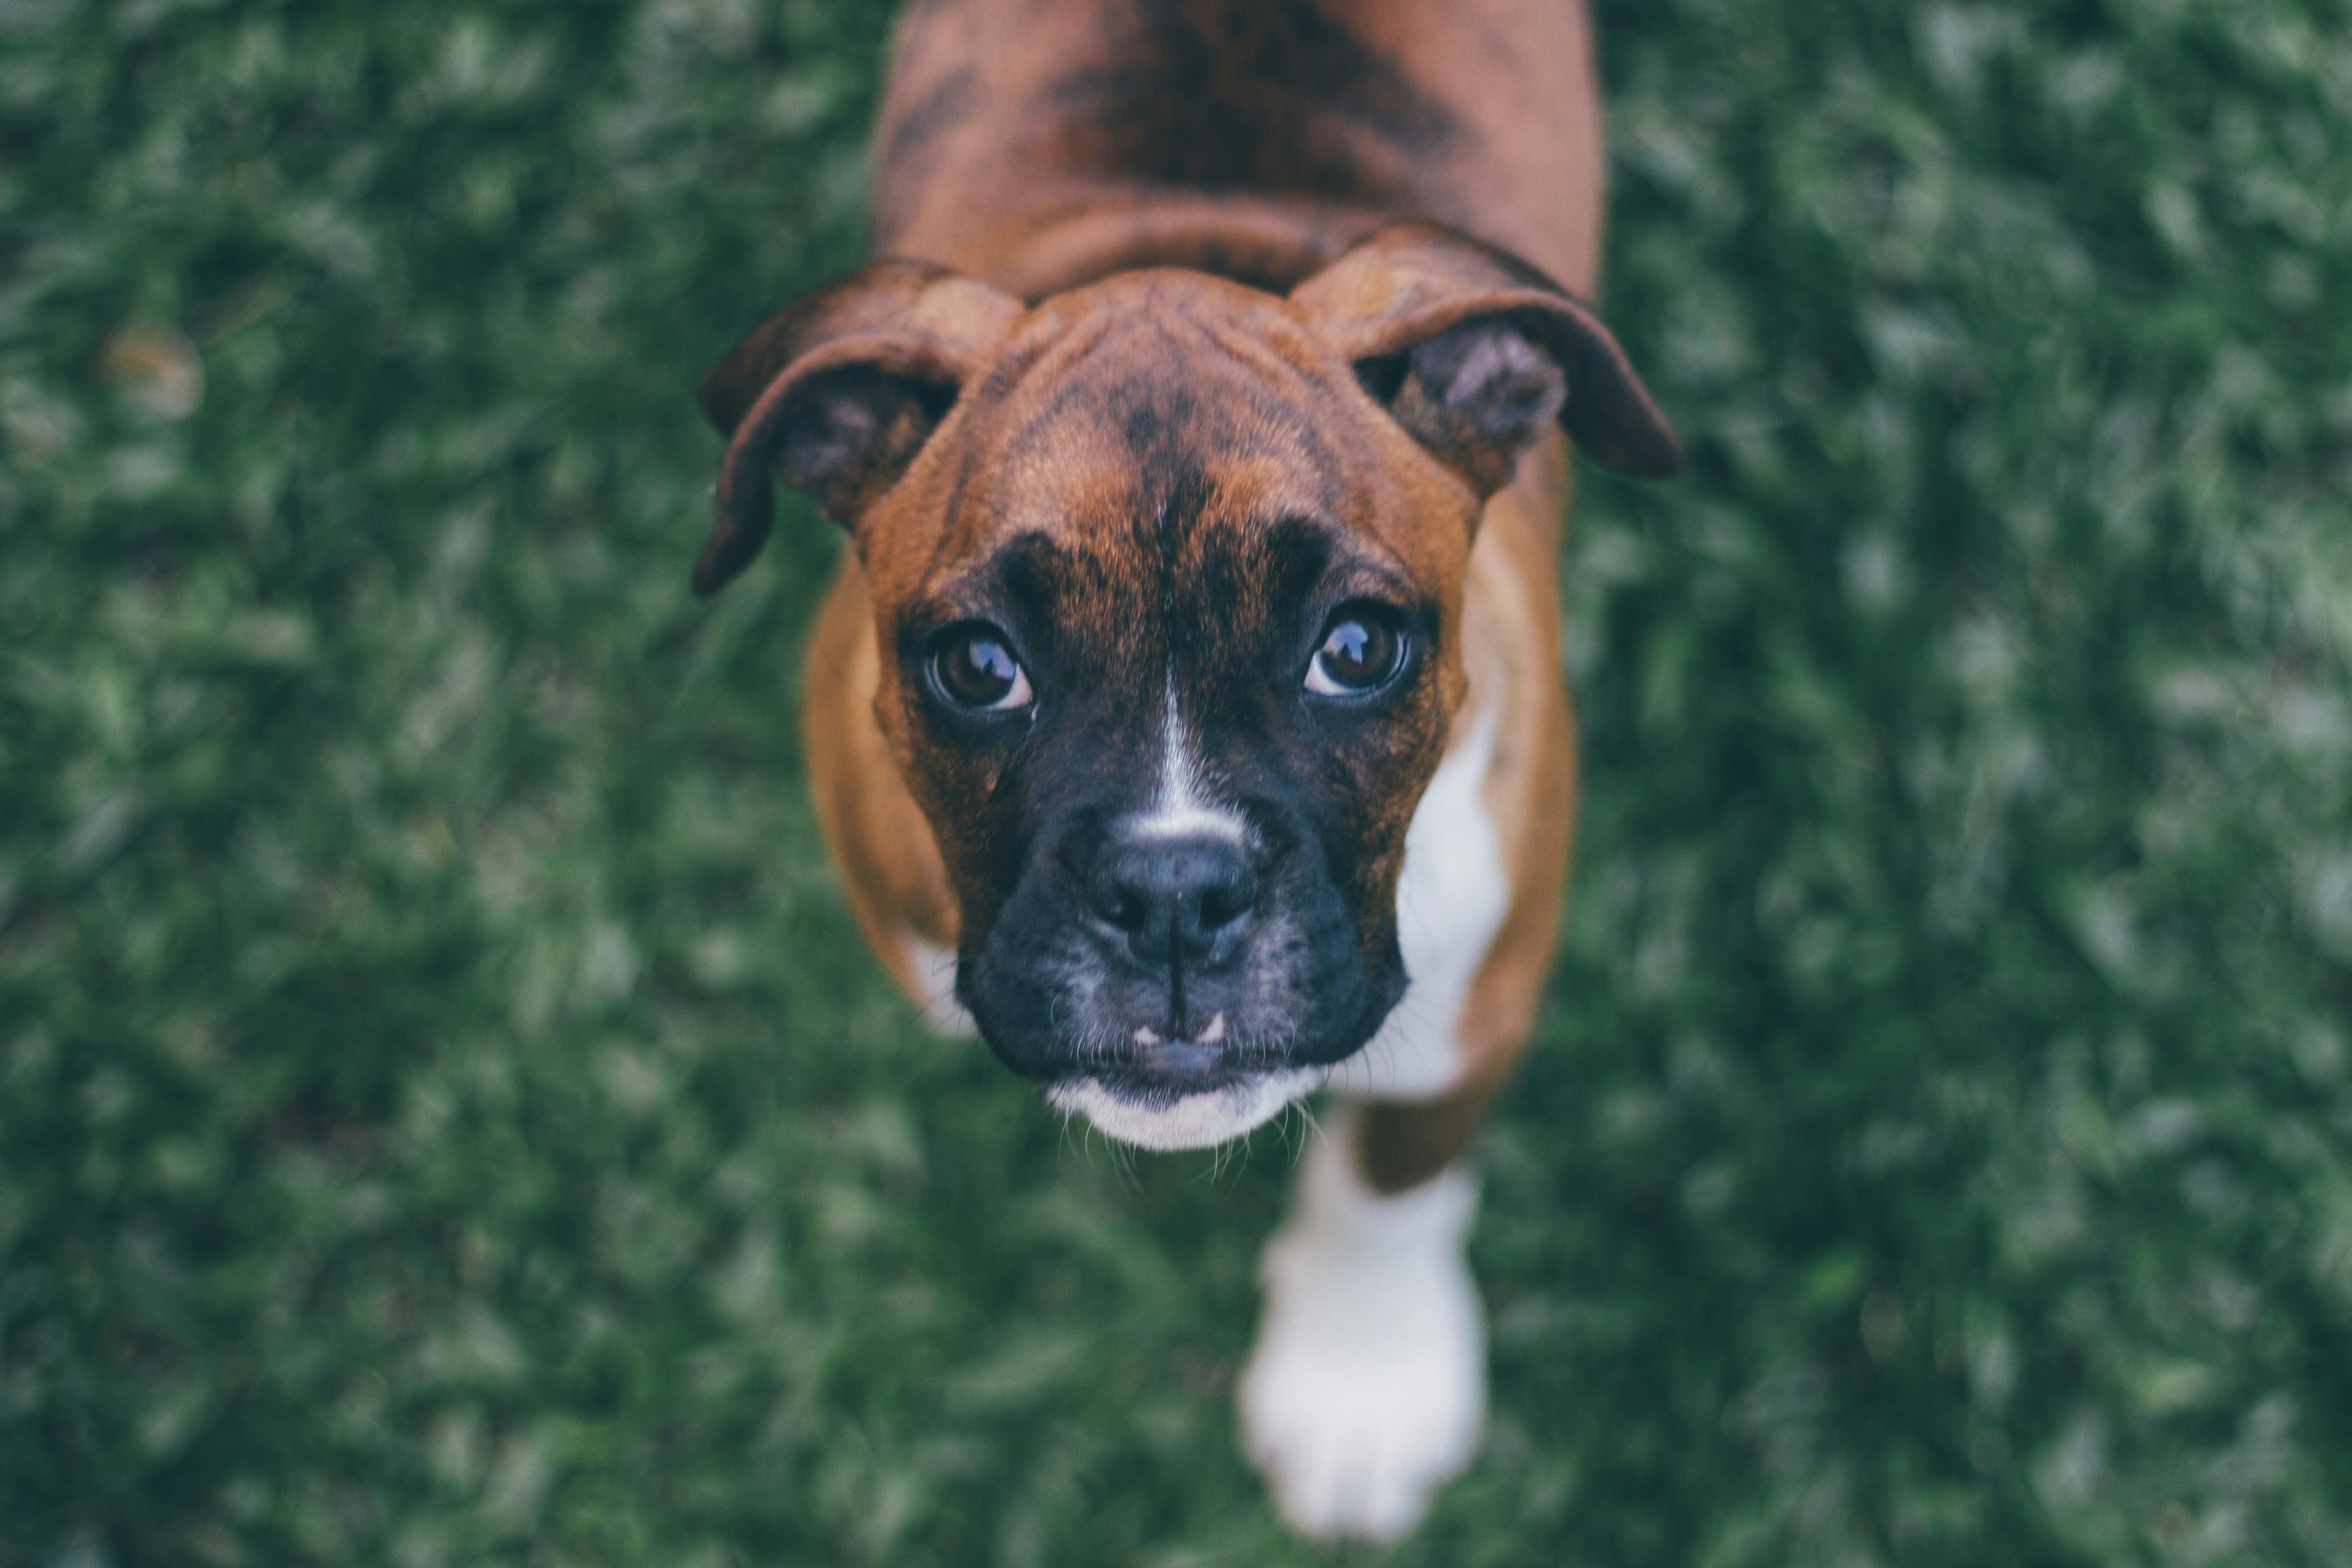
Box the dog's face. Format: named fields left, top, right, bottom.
left=695, top=224, right=1677, bottom=1148
left=870, top=275, right=1469, bottom=1146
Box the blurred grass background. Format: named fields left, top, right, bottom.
left=5, top=0, right=2352, bottom=1562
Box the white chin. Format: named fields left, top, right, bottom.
left=1045, top=1069, right=1321, bottom=1151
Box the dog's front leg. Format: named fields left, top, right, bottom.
left=1239, top=1096, right=1493, bottom=1542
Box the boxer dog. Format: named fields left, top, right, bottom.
left=691, top=0, right=1681, bottom=1539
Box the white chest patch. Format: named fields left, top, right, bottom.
left=1328, top=706, right=1510, bottom=1101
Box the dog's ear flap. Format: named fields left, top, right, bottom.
left=1289, top=221, right=1683, bottom=497
left=694, top=261, right=1022, bottom=596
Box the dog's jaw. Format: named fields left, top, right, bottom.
left=1045, top=1067, right=1322, bottom=1151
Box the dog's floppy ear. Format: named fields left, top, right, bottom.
left=694, top=260, right=1023, bottom=596
left=1289, top=221, right=1683, bottom=498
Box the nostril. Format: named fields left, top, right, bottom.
left=1192, top=871, right=1257, bottom=934
left=1086, top=870, right=1148, bottom=932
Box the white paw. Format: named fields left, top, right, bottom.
left=1238, top=1132, right=1485, bottom=1542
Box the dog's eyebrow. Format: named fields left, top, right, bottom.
left=1178, top=513, right=1427, bottom=652
left=989, top=529, right=1070, bottom=647
left=1251, top=511, right=1417, bottom=604
left=896, top=527, right=1063, bottom=629
left=1251, top=514, right=1346, bottom=622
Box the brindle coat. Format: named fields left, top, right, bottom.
left=695, top=0, right=1677, bottom=1192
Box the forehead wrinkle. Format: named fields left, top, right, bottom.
left=987, top=306, right=1174, bottom=461
left=1192, top=307, right=1330, bottom=392
left=1110, top=368, right=1346, bottom=543
left=925, top=335, right=1098, bottom=586
left=992, top=307, right=1344, bottom=505
left=1190, top=339, right=1360, bottom=514
left=1144, top=312, right=1332, bottom=439
left=1170, top=460, right=1335, bottom=581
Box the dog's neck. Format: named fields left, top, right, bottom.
left=892, top=184, right=1394, bottom=303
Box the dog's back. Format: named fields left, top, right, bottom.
left=871, top=0, right=1608, bottom=299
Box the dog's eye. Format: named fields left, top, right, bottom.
left=1305, top=611, right=1408, bottom=698
left=930, top=626, right=1034, bottom=712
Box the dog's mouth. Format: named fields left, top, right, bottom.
left=958, top=891, right=1397, bottom=1150
left=1043, top=1017, right=1321, bottom=1150
left=1100, top=1017, right=1247, bottom=1091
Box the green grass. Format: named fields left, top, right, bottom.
left=6, top=0, right=2351, bottom=1562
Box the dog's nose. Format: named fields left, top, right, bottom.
left=1084, top=833, right=1259, bottom=965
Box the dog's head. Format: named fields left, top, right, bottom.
left=696, top=222, right=1677, bottom=1148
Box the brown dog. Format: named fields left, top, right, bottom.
left=693, top=0, right=1678, bottom=1539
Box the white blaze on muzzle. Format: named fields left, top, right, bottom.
left=1130, top=679, right=1248, bottom=843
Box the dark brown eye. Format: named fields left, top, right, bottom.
left=929, top=627, right=1034, bottom=712
left=1305, top=613, right=1407, bottom=697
